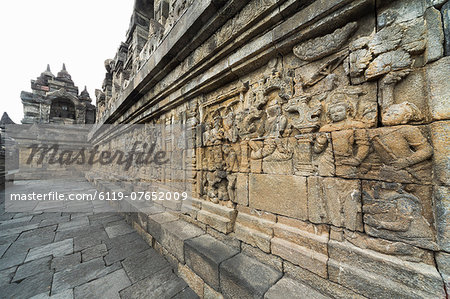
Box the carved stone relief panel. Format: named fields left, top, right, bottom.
left=308, top=177, right=363, bottom=232
left=332, top=125, right=433, bottom=184
left=362, top=181, right=437, bottom=251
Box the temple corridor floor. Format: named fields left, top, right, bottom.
left=0, top=179, right=197, bottom=299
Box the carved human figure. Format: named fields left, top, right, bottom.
left=320, top=97, right=367, bottom=132
left=223, top=144, right=237, bottom=202
left=264, top=99, right=287, bottom=138
left=381, top=101, right=423, bottom=126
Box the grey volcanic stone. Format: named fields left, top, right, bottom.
left=105, top=222, right=135, bottom=238
left=13, top=256, right=52, bottom=282
left=104, top=236, right=148, bottom=265
left=185, top=234, right=238, bottom=290
left=443, top=1, right=450, bottom=55
left=52, top=252, right=81, bottom=272
left=265, top=277, right=331, bottom=299
left=81, top=243, right=107, bottom=262
left=219, top=253, right=282, bottom=298
left=25, top=238, right=73, bottom=262
left=74, top=269, right=131, bottom=299
left=1, top=271, right=53, bottom=298
left=0, top=266, right=16, bottom=286
left=120, top=268, right=188, bottom=299
left=121, top=248, right=170, bottom=283
left=52, top=257, right=117, bottom=294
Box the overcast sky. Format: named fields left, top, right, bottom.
left=0, top=1, right=134, bottom=123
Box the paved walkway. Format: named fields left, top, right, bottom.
left=0, top=180, right=197, bottom=299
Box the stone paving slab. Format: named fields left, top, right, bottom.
left=13, top=256, right=52, bottom=282
left=25, top=239, right=73, bottom=263
left=0, top=179, right=197, bottom=298
left=73, top=269, right=131, bottom=299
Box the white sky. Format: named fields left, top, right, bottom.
left=0, top=1, right=135, bottom=123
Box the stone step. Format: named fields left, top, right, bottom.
left=184, top=234, right=239, bottom=291
left=219, top=253, right=282, bottom=298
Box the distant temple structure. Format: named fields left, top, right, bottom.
left=20, top=64, right=96, bottom=124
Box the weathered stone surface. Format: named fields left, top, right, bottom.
left=431, top=121, right=450, bottom=186
left=328, top=239, right=445, bottom=298
left=51, top=252, right=81, bottom=272
left=249, top=174, right=307, bottom=220
left=307, top=177, right=362, bottom=231
left=234, top=173, right=249, bottom=206
left=362, top=181, right=437, bottom=250
left=122, top=248, right=170, bottom=284
left=147, top=212, right=179, bottom=242
left=443, top=2, right=450, bottom=55
left=436, top=251, right=450, bottom=291
left=13, top=256, right=52, bottom=282
left=1, top=270, right=53, bottom=299
left=52, top=257, right=118, bottom=294
left=177, top=263, right=204, bottom=297
left=159, top=219, right=204, bottom=262
left=426, top=57, right=450, bottom=120
left=104, top=234, right=148, bottom=265
left=284, top=261, right=366, bottom=299
left=424, top=7, right=444, bottom=63
left=105, top=222, right=135, bottom=238
left=434, top=186, right=450, bottom=252
left=185, top=234, right=238, bottom=290
left=25, top=238, right=73, bottom=262
left=119, top=267, right=188, bottom=298
left=219, top=253, right=282, bottom=298
left=234, top=207, right=275, bottom=253
left=265, top=277, right=331, bottom=299
left=241, top=243, right=283, bottom=273
left=74, top=269, right=131, bottom=299
left=81, top=243, right=107, bottom=262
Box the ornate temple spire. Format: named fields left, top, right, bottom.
left=79, top=85, right=92, bottom=102
left=57, top=63, right=73, bottom=83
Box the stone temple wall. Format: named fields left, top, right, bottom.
left=88, top=0, right=450, bottom=297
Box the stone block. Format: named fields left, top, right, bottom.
left=424, top=7, right=444, bottom=63
left=197, top=201, right=236, bottom=234
left=362, top=181, right=438, bottom=251
left=119, top=267, right=188, bottom=298
left=271, top=238, right=328, bottom=279
left=185, top=234, right=238, bottom=290
left=219, top=253, right=282, bottom=298
left=434, top=186, right=450, bottom=252
left=234, top=208, right=275, bottom=253
left=284, top=261, right=366, bottom=299
left=235, top=173, right=249, bottom=206
left=13, top=256, right=52, bottom=282
left=426, top=57, right=450, bottom=121
left=328, top=239, right=445, bottom=298
left=443, top=2, right=450, bottom=55
left=122, top=248, right=170, bottom=284
left=51, top=252, right=81, bottom=272
left=241, top=243, right=283, bottom=273
left=159, top=219, right=205, bottom=262
left=81, top=243, right=107, bottom=262
left=264, top=277, right=330, bottom=299
left=249, top=174, right=307, bottom=220
left=178, top=263, right=204, bottom=297
left=147, top=212, right=179, bottom=242
left=431, top=121, right=450, bottom=186
left=203, top=283, right=224, bottom=299
left=74, top=269, right=131, bottom=299
left=436, top=252, right=450, bottom=291
left=307, top=177, right=363, bottom=231
left=25, top=238, right=73, bottom=262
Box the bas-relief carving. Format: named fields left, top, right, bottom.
left=362, top=181, right=437, bottom=251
